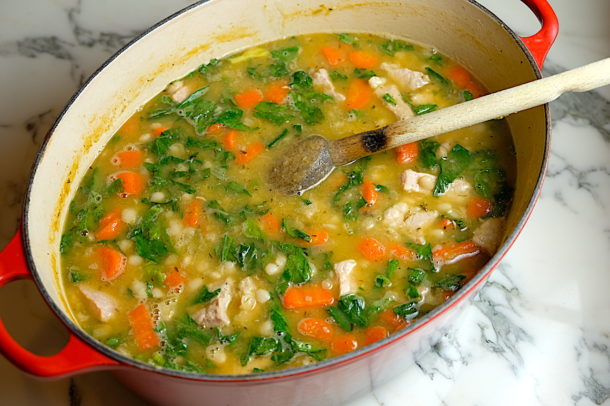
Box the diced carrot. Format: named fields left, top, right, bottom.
left=116, top=150, right=145, bottom=169
left=297, top=318, right=334, bottom=342
left=152, top=126, right=169, bottom=137
left=467, top=197, right=492, bottom=218
left=388, top=243, right=415, bottom=261
left=183, top=199, right=203, bottom=227
left=234, top=89, right=264, bottom=109
left=96, top=246, right=126, bottom=281
left=264, top=81, right=290, bottom=104
left=432, top=240, right=480, bottom=265
left=348, top=50, right=380, bottom=69
left=119, top=116, right=140, bottom=138
left=379, top=309, right=408, bottom=332
left=128, top=304, right=160, bottom=351
left=345, top=79, right=373, bottom=110
left=282, top=284, right=335, bottom=310
left=357, top=237, right=386, bottom=261
left=395, top=142, right=419, bottom=165
left=207, top=123, right=226, bottom=134
left=330, top=334, right=358, bottom=355
left=361, top=180, right=378, bottom=206
left=223, top=130, right=239, bottom=151
left=364, top=326, right=388, bottom=345
left=235, top=142, right=265, bottom=164
left=165, top=268, right=186, bottom=288
left=260, top=213, right=281, bottom=236
left=447, top=65, right=484, bottom=97
left=440, top=217, right=455, bottom=230
left=115, top=172, right=146, bottom=196
left=308, top=229, right=329, bottom=246
left=96, top=209, right=125, bottom=241
left=321, top=46, right=345, bottom=66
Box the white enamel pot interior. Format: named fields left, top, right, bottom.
left=23, top=0, right=549, bottom=405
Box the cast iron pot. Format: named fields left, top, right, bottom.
left=0, top=0, right=558, bottom=405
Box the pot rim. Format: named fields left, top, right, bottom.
left=21, top=0, right=550, bottom=382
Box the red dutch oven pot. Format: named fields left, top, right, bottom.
left=0, top=0, right=558, bottom=405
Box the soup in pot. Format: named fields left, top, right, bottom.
left=60, top=33, right=515, bottom=374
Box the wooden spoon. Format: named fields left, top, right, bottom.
left=269, top=58, right=610, bottom=195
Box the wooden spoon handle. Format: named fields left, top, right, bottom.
left=330, top=58, right=610, bottom=165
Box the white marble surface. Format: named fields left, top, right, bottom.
left=0, top=0, right=609, bottom=405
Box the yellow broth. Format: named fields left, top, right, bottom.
left=60, top=33, right=515, bottom=374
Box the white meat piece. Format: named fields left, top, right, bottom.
left=383, top=202, right=409, bottom=228
left=401, top=169, right=436, bottom=193
left=79, top=285, right=118, bottom=322
left=239, top=276, right=258, bottom=311
left=368, top=76, right=414, bottom=120
left=380, top=62, right=430, bottom=90
left=167, top=80, right=191, bottom=103
left=334, top=259, right=358, bottom=296
left=312, top=69, right=345, bottom=101
left=191, top=280, right=233, bottom=328
left=473, top=218, right=505, bottom=253
left=404, top=209, right=439, bottom=234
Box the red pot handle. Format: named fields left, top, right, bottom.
left=0, top=231, right=120, bottom=378
left=520, top=0, right=559, bottom=68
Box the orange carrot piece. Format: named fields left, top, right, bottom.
left=234, top=89, right=264, bottom=109
left=183, top=199, right=203, bottom=227
left=235, top=142, right=265, bottom=164
left=330, top=334, right=358, bottom=355
left=395, top=142, right=419, bottom=165
left=165, top=268, right=186, bottom=288
left=115, top=172, right=145, bottom=196
left=260, top=213, right=281, bottom=236
left=466, top=197, right=493, bottom=218
left=357, top=237, right=387, bottom=261
left=379, top=309, right=408, bottom=332
left=96, top=209, right=125, bottom=241
left=388, top=243, right=415, bottom=261
left=282, top=284, right=335, bottom=310
left=308, top=229, right=329, bottom=246
left=223, top=130, right=239, bottom=151
left=345, top=79, right=373, bottom=110
left=119, top=116, right=140, bottom=137
left=440, top=217, right=455, bottom=230
left=116, top=150, right=145, bottom=169
left=348, top=50, right=379, bottom=69
left=447, top=65, right=484, bottom=97
left=321, top=46, right=345, bottom=66
left=128, top=304, right=160, bottom=351
left=432, top=240, right=480, bottom=264
left=264, top=81, right=290, bottom=104
left=152, top=126, right=169, bottom=137
left=361, top=180, right=378, bottom=206
left=207, top=123, right=226, bottom=134
left=365, top=326, right=388, bottom=345
left=297, top=318, right=334, bottom=342
left=97, top=246, right=126, bottom=281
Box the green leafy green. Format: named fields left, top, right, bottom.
left=434, top=273, right=467, bottom=291
left=330, top=70, right=348, bottom=81
left=408, top=268, right=426, bottom=285
left=393, top=301, right=418, bottom=320
left=193, top=286, right=221, bottom=304
left=276, top=243, right=312, bottom=293
left=338, top=33, right=358, bottom=45
left=353, top=68, right=377, bottom=79
left=267, top=128, right=289, bottom=148
left=463, top=90, right=474, bottom=101
left=425, top=67, right=449, bottom=86
left=213, top=108, right=254, bottom=131
left=386, top=259, right=399, bottom=278
left=433, top=144, right=472, bottom=196
left=418, top=140, right=440, bottom=169
left=413, top=104, right=438, bottom=115
left=225, top=181, right=251, bottom=196
left=383, top=93, right=397, bottom=106
left=281, top=219, right=311, bottom=242
left=69, top=269, right=85, bottom=283
left=271, top=46, right=300, bottom=62
left=327, top=294, right=368, bottom=332
left=128, top=205, right=172, bottom=263
left=254, top=102, right=294, bottom=125
left=379, top=39, right=414, bottom=56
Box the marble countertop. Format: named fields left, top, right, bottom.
left=0, top=0, right=608, bottom=405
